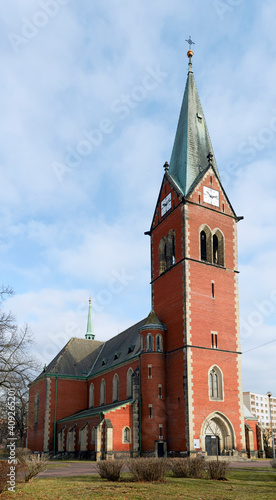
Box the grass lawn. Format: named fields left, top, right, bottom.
left=1, top=470, right=275, bottom=500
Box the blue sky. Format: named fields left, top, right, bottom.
left=1, top=0, right=276, bottom=396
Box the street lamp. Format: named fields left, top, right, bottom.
left=267, top=392, right=275, bottom=460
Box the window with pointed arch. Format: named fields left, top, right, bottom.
left=209, top=366, right=223, bottom=401
left=91, top=427, right=96, bottom=445
left=156, top=334, right=163, bottom=352
left=212, top=229, right=224, bottom=266
left=112, top=373, right=119, bottom=402
left=140, top=335, right=145, bottom=351
left=89, top=383, right=94, bottom=407
left=146, top=333, right=154, bottom=351
left=158, top=237, right=167, bottom=274
left=34, top=392, right=39, bottom=425
left=123, top=426, right=131, bottom=443
left=100, top=379, right=106, bottom=405
left=126, top=367, right=133, bottom=399
left=200, top=225, right=212, bottom=262
left=166, top=230, right=175, bottom=268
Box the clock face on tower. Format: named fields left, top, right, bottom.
left=203, top=186, right=220, bottom=207
left=161, top=193, right=171, bottom=217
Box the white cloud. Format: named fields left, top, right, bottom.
left=0, top=1, right=275, bottom=396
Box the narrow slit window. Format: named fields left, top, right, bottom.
left=149, top=405, right=152, bottom=419
left=158, top=385, right=162, bottom=399
left=148, top=365, right=152, bottom=379
left=159, top=425, right=163, bottom=439
left=212, top=282, right=215, bottom=298
left=211, top=332, right=218, bottom=349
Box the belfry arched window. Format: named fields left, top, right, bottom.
left=212, top=229, right=224, bottom=266
left=166, top=230, right=175, bottom=268
left=159, top=237, right=167, bottom=274
left=209, top=366, right=223, bottom=401
left=200, top=225, right=212, bottom=263
left=201, top=231, right=207, bottom=260
left=112, top=373, right=119, bottom=402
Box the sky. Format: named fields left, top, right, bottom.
left=0, top=0, right=276, bottom=397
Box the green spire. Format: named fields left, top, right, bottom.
left=85, top=298, right=95, bottom=340
left=168, top=50, right=220, bottom=196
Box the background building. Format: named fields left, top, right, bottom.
left=243, top=391, right=276, bottom=429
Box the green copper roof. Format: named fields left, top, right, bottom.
left=85, top=299, right=95, bottom=340
left=168, top=56, right=219, bottom=196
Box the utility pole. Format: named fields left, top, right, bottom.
left=267, top=392, right=275, bottom=460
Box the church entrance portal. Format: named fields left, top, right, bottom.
left=201, top=412, right=235, bottom=455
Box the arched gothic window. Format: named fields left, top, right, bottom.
left=112, top=373, right=119, bottom=402
left=213, top=234, right=218, bottom=264
left=166, top=230, right=175, bottom=268
left=91, top=427, right=96, bottom=445
left=209, top=366, right=223, bottom=401
left=126, top=367, right=133, bottom=399
left=140, top=336, right=144, bottom=351
left=159, top=237, right=167, bottom=274
left=156, top=334, right=163, bottom=352
left=212, top=229, right=224, bottom=266
left=201, top=231, right=207, bottom=260
left=200, top=225, right=212, bottom=263
left=147, top=333, right=153, bottom=351
left=89, top=383, right=94, bottom=407
left=100, top=379, right=106, bottom=405
left=123, top=426, right=131, bottom=443
left=34, top=392, right=39, bottom=425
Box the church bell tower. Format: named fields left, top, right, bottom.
left=147, top=47, right=246, bottom=456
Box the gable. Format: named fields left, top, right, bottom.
left=187, top=166, right=237, bottom=219
left=149, top=173, right=183, bottom=234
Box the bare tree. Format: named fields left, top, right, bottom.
left=0, top=286, right=40, bottom=390
left=0, top=286, right=41, bottom=447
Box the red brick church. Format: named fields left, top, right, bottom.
left=28, top=49, right=259, bottom=459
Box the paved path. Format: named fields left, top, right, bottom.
left=37, top=459, right=274, bottom=478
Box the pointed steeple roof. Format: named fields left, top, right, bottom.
left=168, top=50, right=220, bottom=196
left=139, top=310, right=166, bottom=332
left=85, top=298, right=95, bottom=340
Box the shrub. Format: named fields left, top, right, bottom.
left=127, top=457, right=168, bottom=482
left=16, top=447, right=32, bottom=463
left=206, top=460, right=229, bottom=480
left=22, top=454, right=48, bottom=482
left=0, top=461, right=9, bottom=493
left=95, top=460, right=123, bottom=482
left=170, top=457, right=206, bottom=479
left=271, top=459, right=276, bottom=469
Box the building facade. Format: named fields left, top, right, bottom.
left=28, top=50, right=249, bottom=459
left=244, top=392, right=276, bottom=429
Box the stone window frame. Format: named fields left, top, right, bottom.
left=89, top=383, right=94, bottom=407
left=126, top=367, right=133, bottom=399
left=208, top=365, right=224, bottom=401
left=100, top=378, right=106, bottom=406
left=122, top=426, right=131, bottom=444
left=112, top=373, right=119, bottom=402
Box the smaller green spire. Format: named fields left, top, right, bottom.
left=85, top=298, right=95, bottom=340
